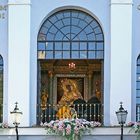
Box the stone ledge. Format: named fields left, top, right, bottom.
left=0, top=127, right=136, bottom=136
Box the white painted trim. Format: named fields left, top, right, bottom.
left=0, top=127, right=135, bottom=136
left=8, top=0, right=31, bottom=5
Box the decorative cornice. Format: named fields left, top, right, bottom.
left=110, top=0, right=133, bottom=5
left=8, top=0, right=31, bottom=5
left=110, top=3, right=133, bottom=5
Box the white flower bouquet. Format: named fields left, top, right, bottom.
left=41, top=119, right=101, bottom=140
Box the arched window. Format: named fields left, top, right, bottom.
left=37, top=9, right=104, bottom=124
left=0, top=55, right=3, bottom=122
left=38, top=9, right=104, bottom=59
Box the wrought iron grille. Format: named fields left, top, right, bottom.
left=37, top=103, right=103, bottom=124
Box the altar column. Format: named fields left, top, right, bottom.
left=110, top=0, right=132, bottom=125
left=48, top=71, right=53, bottom=104
left=7, top=0, right=31, bottom=126
left=88, top=71, right=92, bottom=99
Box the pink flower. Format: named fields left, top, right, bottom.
left=66, top=124, right=71, bottom=135
left=128, top=122, right=135, bottom=127
left=53, top=125, right=57, bottom=130
left=74, top=126, right=79, bottom=135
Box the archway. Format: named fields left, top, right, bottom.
left=37, top=9, right=104, bottom=123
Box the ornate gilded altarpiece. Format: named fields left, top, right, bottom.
left=39, top=60, right=102, bottom=105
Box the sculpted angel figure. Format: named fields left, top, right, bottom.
left=40, top=90, right=48, bottom=110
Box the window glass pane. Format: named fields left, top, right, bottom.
left=88, top=51, right=95, bottom=59
left=90, top=21, right=98, bottom=29
left=78, top=31, right=87, bottom=40
left=49, top=26, right=58, bottom=34
left=137, top=98, right=140, bottom=104
left=55, top=51, right=62, bottom=59
left=94, top=27, right=102, bottom=34
left=78, top=13, right=86, bottom=20
left=87, top=34, right=95, bottom=40
left=49, top=15, right=57, bottom=23
left=137, top=58, right=140, bottom=65
left=72, top=51, right=79, bottom=59
left=61, top=26, right=70, bottom=36
left=137, top=66, right=140, bottom=73
left=80, top=42, right=87, bottom=50
left=137, top=82, right=140, bottom=89
left=85, top=16, right=93, bottom=24
left=72, top=11, right=78, bottom=17
left=0, top=57, right=3, bottom=66
left=44, top=21, right=52, bottom=30
left=96, top=34, right=103, bottom=41
left=40, top=26, right=48, bottom=34
left=66, top=34, right=70, bottom=40
left=80, top=51, right=87, bottom=59
left=79, top=20, right=87, bottom=28
left=72, top=18, right=79, bottom=26
left=38, top=43, right=45, bottom=50
left=84, top=26, right=93, bottom=34
left=63, top=42, right=70, bottom=50
left=71, top=26, right=81, bottom=35
left=0, top=67, right=2, bottom=71
left=88, top=42, right=95, bottom=50
left=62, top=18, right=70, bottom=26
left=56, top=13, right=63, bottom=20
left=38, top=51, right=46, bottom=59
left=137, top=90, right=140, bottom=97
left=55, top=42, right=62, bottom=50
left=54, top=20, right=64, bottom=29
left=96, top=51, right=103, bottom=59
left=71, top=34, right=79, bottom=41
left=55, top=31, right=64, bottom=40
left=46, top=51, right=53, bottom=59
left=63, top=51, right=70, bottom=59
left=97, top=43, right=104, bottom=50
left=137, top=74, right=140, bottom=81
left=64, top=11, right=70, bottom=17
left=47, top=32, right=55, bottom=40
left=38, top=34, right=46, bottom=41
left=72, top=42, right=79, bottom=50
left=46, top=42, right=53, bottom=50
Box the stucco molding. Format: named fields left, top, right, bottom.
left=8, top=0, right=31, bottom=5
left=110, top=0, right=133, bottom=5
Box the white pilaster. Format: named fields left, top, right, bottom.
left=110, top=0, right=132, bottom=125
left=7, top=0, right=31, bottom=126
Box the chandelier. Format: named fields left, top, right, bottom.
left=68, top=62, right=76, bottom=70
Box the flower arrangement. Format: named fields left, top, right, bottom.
left=128, top=122, right=140, bottom=140
left=0, top=122, right=9, bottom=128
left=41, top=119, right=101, bottom=140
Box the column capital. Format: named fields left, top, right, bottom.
left=8, top=0, right=31, bottom=5
left=111, top=0, right=133, bottom=4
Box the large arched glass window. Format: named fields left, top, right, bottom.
left=0, top=55, right=3, bottom=122
left=38, top=9, right=104, bottom=59
left=37, top=9, right=104, bottom=124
